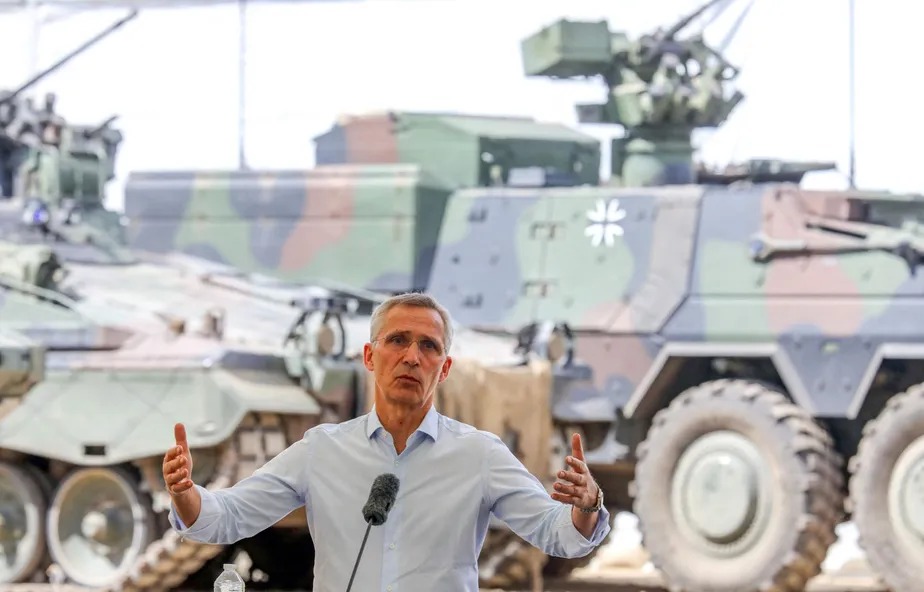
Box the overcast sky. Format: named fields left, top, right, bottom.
left=0, top=0, right=918, bottom=211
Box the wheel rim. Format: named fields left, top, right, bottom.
left=670, top=430, right=772, bottom=556
left=888, top=434, right=924, bottom=555
left=0, top=462, right=46, bottom=583
left=46, top=467, right=152, bottom=587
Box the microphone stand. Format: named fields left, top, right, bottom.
left=345, top=522, right=372, bottom=592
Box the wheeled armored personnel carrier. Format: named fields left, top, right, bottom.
left=122, top=1, right=923, bottom=590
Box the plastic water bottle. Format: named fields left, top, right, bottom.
left=214, top=563, right=245, bottom=592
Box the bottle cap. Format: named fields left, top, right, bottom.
left=223, top=564, right=236, bottom=570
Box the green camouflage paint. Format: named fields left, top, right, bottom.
left=125, top=111, right=601, bottom=293
left=126, top=165, right=454, bottom=291
left=431, top=183, right=924, bottom=418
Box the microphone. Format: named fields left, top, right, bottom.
left=362, top=473, right=400, bottom=525
left=346, top=473, right=400, bottom=592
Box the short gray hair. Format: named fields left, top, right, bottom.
left=369, top=292, right=454, bottom=353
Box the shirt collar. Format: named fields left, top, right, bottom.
left=366, top=404, right=440, bottom=442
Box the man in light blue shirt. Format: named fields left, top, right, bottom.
left=163, top=292, right=611, bottom=591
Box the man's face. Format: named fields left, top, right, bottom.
left=363, top=305, right=452, bottom=410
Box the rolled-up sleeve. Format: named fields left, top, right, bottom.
left=168, top=438, right=311, bottom=545
left=484, top=433, right=610, bottom=558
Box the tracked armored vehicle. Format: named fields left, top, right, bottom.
left=123, top=1, right=924, bottom=590
left=0, top=14, right=584, bottom=592
left=0, top=237, right=564, bottom=590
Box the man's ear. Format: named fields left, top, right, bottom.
left=363, top=342, right=374, bottom=372
left=438, top=355, right=453, bottom=383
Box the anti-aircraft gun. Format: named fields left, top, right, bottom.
left=0, top=10, right=134, bottom=257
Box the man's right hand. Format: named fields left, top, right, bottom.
left=164, top=423, right=202, bottom=528
left=163, top=423, right=195, bottom=495
left=163, top=423, right=202, bottom=528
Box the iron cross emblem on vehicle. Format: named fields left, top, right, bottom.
left=584, top=198, right=627, bottom=247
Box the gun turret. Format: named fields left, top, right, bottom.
left=520, top=0, right=748, bottom=188
left=0, top=10, right=137, bottom=265
left=0, top=10, right=138, bottom=158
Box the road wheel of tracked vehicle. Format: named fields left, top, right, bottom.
left=848, top=383, right=924, bottom=592
left=632, top=379, right=844, bottom=592
left=0, top=462, right=48, bottom=583
left=45, top=466, right=155, bottom=587
left=100, top=412, right=294, bottom=592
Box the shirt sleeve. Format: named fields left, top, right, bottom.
left=483, top=432, right=610, bottom=558
left=168, top=436, right=312, bottom=545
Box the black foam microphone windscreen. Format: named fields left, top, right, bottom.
left=362, top=473, right=400, bottom=526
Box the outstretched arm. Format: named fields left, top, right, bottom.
left=550, top=433, right=604, bottom=539
left=164, top=423, right=309, bottom=545
left=485, top=432, right=610, bottom=558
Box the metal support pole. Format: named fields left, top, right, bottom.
left=237, top=0, right=248, bottom=170
left=847, top=0, right=856, bottom=188
left=27, top=0, right=42, bottom=97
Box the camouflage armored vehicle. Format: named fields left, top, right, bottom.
left=122, top=1, right=924, bottom=590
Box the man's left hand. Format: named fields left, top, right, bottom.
left=551, top=433, right=599, bottom=511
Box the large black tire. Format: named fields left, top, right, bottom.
left=632, top=379, right=844, bottom=592
left=848, top=383, right=924, bottom=592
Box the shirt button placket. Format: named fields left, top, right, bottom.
left=381, top=455, right=401, bottom=592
